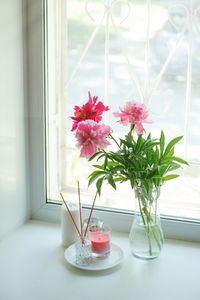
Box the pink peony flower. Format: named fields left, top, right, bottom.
left=113, top=101, right=153, bottom=134
left=71, top=92, right=109, bottom=131
left=75, top=120, right=111, bottom=159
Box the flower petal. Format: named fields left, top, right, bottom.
left=75, top=120, right=110, bottom=159
left=135, top=123, right=143, bottom=134
left=71, top=93, right=109, bottom=130
left=113, top=101, right=152, bottom=132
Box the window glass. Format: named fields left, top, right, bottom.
left=46, top=0, right=200, bottom=221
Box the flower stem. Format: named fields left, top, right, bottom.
left=135, top=188, right=163, bottom=257
left=148, top=213, right=163, bottom=251
left=138, top=197, right=152, bottom=256
left=150, top=224, right=162, bottom=251
left=108, top=133, right=121, bottom=149
left=147, top=221, right=152, bottom=256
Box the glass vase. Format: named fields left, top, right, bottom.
left=129, top=186, right=164, bottom=260
left=75, top=236, right=92, bottom=266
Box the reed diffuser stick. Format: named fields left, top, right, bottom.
left=83, top=190, right=98, bottom=241
left=78, top=181, right=83, bottom=238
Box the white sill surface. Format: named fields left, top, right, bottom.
left=0, top=221, right=199, bottom=300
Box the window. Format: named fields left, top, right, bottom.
left=44, top=0, right=200, bottom=222
left=25, top=0, right=200, bottom=241
left=46, top=0, right=200, bottom=223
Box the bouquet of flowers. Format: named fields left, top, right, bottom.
left=71, top=92, right=188, bottom=259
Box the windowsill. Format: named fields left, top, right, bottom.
left=0, top=221, right=199, bottom=300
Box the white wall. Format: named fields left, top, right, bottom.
left=0, top=0, right=29, bottom=239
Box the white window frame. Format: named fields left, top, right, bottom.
left=26, top=0, right=200, bottom=242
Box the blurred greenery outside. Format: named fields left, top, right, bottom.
left=68, top=0, right=166, bottom=48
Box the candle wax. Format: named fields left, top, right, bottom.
left=61, top=203, right=80, bottom=247
left=89, top=232, right=110, bottom=254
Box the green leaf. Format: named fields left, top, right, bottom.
left=110, top=153, right=124, bottom=164
left=168, top=162, right=181, bottom=172
left=160, top=130, right=165, bottom=157
left=147, top=133, right=151, bottom=140
left=161, top=156, right=189, bottom=166
left=120, top=138, right=134, bottom=148
left=143, top=179, right=150, bottom=193
left=88, top=151, right=102, bottom=161
left=147, top=168, right=159, bottom=179
left=114, top=177, right=126, bottom=182
left=122, top=144, right=127, bottom=154
left=153, top=177, right=162, bottom=187
left=110, top=165, right=124, bottom=173
left=164, top=136, right=183, bottom=157
left=135, top=135, right=143, bottom=153
left=92, top=165, right=104, bottom=170
left=103, top=156, right=108, bottom=170
left=107, top=161, right=117, bottom=168
left=106, top=173, right=116, bottom=190
left=130, top=177, right=135, bottom=189
left=88, top=171, right=106, bottom=186
left=88, top=170, right=106, bottom=178
left=97, top=154, right=106, bottom=161
left=120, top=139, right=127, bottom=146
left=163, top=174, right=180, bottom=181
left=158, top=165, right=169, bottom=176
left=141, top=137, right=157, bottom=150
left=96, top=177, right=104, bottom=196
left=171, top=156, right=189, bottom=165
left=154, top=146, right=160, bottom=166
left=145, top=143, right=160, bottom=154
left=166, top=147, right=174, bottom=158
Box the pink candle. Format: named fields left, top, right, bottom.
left=89, top=232, right=110, bottom=256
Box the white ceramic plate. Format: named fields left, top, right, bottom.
left=64, top=243, right=124, bottom=271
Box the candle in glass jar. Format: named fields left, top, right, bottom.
left=89, top=231, right=110, bottom=257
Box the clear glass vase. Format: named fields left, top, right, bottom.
left=75, top=236, right=92, bottom=266
left=129, top=186, right=164, bottom=260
